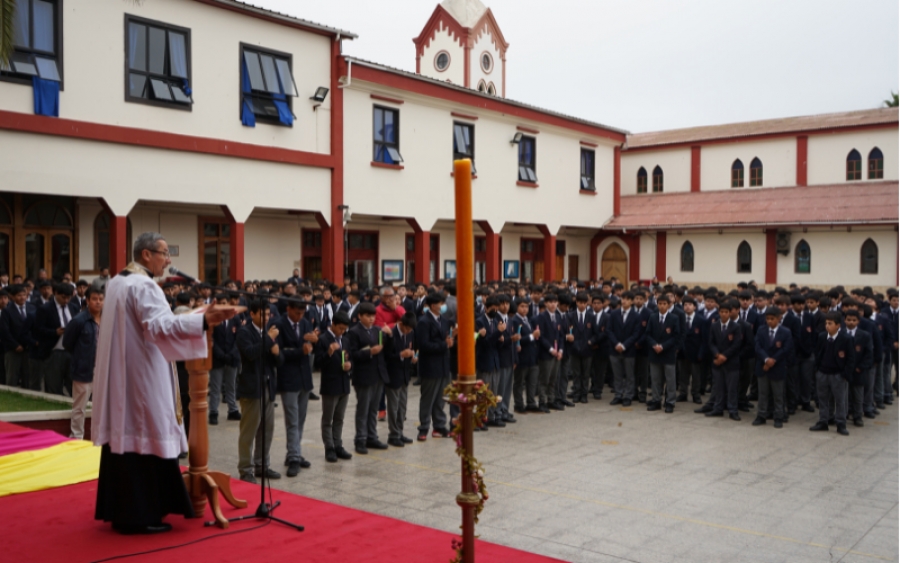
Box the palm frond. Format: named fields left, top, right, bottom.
left=0, top=0, right=15, bottom=69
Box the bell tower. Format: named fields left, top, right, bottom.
left=413, top=0, right=509, bottom=97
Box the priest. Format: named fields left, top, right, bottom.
left=92, top=232, right=234, bottom=535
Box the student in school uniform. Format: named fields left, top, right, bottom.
left=495, top=294, right=517, bottom=423
left=567, top=292, right=597, bottom=404
left=476, top=296, right=503, bottom=427
left=700, top=300, right=743, bottom=420
left=855, top=303, right=882, bottom=419
left=751, top=308, right=793, bottom=429
left=631, top=290, right=652, bottom=404
left=416, top=292, right=453, bottom=440
left=316, top=311, right=354, bottom=463
left=384, top=312, right=417, bottom=446
left=536, top=293, right=565, bottom=411
left=511, top=297, right=541, bottom=413
left=608, top=292, right=641, bottom=407
left=677, top=297, right=707, bottom=404
left=644, top=294, right=681, bottom=413
left=843, top=309, right=873, bottom=428
left=346, top=302, right=392, bottom=454
left=810, top=311, right=855, bottom=435
left=556, top=293, right=576, bottom=408
left=589, top=293, right=610, bottom=400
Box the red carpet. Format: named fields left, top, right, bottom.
left=2, top=476, right=563, bottom=563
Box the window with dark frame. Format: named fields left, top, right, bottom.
left=680, top=241, right=694, bottom=272
left=637, top=167, right=648, bottom=193
left=518, top=136, right=537, bottom=182
left=860, top=238, right=878, bottom=274
left=580, top=148, right=595, bottom=191
left=795, top=240, right=810, bottom=274
left=737, top=241, right=752, bottom=273
left=1, top=0, right=62, bottom=84
left=453, top=121, right=475, bottom=174
left=868, top=147, right=884, bottom=179
left=373, top=106, right=403, bottom=164
left=846, top=149, right=862, bottom=181
left=749, top=157, right=763, bottom=186
left=731, top=159, right=744, bottom=188
left=652, top=165, right=664, bottom=193
left=240, top=44, right=297, bottom=126
left=125, top=16, right=192, bottom=108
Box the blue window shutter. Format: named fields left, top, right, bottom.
left=273, top=94, right=293, bottom=126
left=32, top=77, right=59, bottom=117
left=240, top=60, right=255, bottom=127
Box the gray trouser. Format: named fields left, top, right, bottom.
left=4, top=351, right=28, bottom=388
left=873, top=361, right=884, bottom=405
left=418, top=376, right=448, bottom=434
left=496, top=366, right=513, bottom=415
left=863, top=367, right=876, bottom=415
left=798, top=354, right=816, bottom=405
left=281, top=389, right=310, bottom=463
left=757, top=375, right=785, bottom=421
left=537, top=358, right=559, bottom=404
left=28, top=358, right=45, bottom=391
left=634, top=353, right=649, bottom=400
left=479, top=370, right=500, bottom=421
left=850, top=384, right=865, bottom=421
left=609, top=355, right=634, bottom=400
left=208, top=365, right=238, bottom=415
left=557, top=356, right=571, bottom=401
left=591, top=353, right=608, bottom=395
left=883, top=354, right=894, bottom=401
left=570, top=355, right=593, bottom=397
left=650, top=362, right=677, bottom=406
left=354, top=382, right=382, bottom=445
left=711, top=364, right=739, bottom=414
left=739, top=357, right=756, bottom=403
left=70, top=381, right=92, bottom=440
left=517, top=364, right=539, bottom=407
left=816, top=371, right=848, bottom=425
left=238, top=392, right=274, bottom=476
left=321, top=393, right=349, bottom=450
left=385, top=385, right=408, bottom=441
left=677, top=359, right=704, bottom=398
left=43, top=350, right=72, bottom=396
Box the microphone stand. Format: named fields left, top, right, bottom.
left=203, top=286, right=306, bottom=532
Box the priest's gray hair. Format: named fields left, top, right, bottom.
left=133, top=232, right=166, bottom=261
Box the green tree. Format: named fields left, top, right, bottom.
left=885, top=91, right=899, bottom=108
left=1, top=0, right=15, bottom=68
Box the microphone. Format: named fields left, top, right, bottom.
left=168, top=267, right=198, bottom=283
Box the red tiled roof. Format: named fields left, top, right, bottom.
left=605, top=181, right=899, bottom=230
left=625, top=108, right=898, bottom=149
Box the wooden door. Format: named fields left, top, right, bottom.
left=21, top=229, right=72, bottom=281
left=601, top=243, right=627, bottom=282
left=556, top=255, right=565, bottom=280
left=568, top=255, right=579, bottom=280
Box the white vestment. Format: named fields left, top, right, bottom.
left=92, top=264, right=206, bottom=459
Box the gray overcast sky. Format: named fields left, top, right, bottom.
left=253, top=0, right=899, bottom=133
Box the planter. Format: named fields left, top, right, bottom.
left=0, top=385, right=91, bottom=438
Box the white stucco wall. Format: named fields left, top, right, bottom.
left=469, top=28, right=502, bottom=94
left=699, top=137, right=796, bottom=191
left=665, top=231, right=768, bottom=285
left=159, top=211, right=199, bottom=277
left=245, top=215, right=303, bottom=280
left=76, top=200, right=103, bottom=272
left=419, top=24, right=465, bottom=86
left=0, top=0, right=333, bottom=153
left=807, top=129, right=899, bottom=185
left=639, top=233, right=655, bottom=280
left=620, top=148, right=691, bottom=195
left=774, top=228, right=897, bottom=287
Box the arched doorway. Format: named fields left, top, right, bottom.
left=601, top=243, right=627, bottom=282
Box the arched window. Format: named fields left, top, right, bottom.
left=487, top=82, right=496, bottom=96
left=680, top=241, right=694, bottom=272
left=731, top=159, right=744, bottom=188
left=868, top=148, right=884, bottom=179
left=737, top=241, right=752, bottom=273
left=860, top=239, right=878, bottom=274
left=94, top=212, right=134, bottom=271
left=846, top=149, right=861, bottom=181
left=24, top=201, right=72, bottom=228
left=795, top=240, right=810, bottom=274
left=749, top=157, right=763, bottom=187
left=637, top=167, right=648, bottom=194
left=652, top=165, right=663, bottom=193
left=477, top=80, right=486, bottom=93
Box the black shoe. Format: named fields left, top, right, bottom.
left=254, top=467, right=281, bottom=479
left=548, top=402, right=564, bottom=411
left=526, top=405, right=541, bottom=413
left=774, top=419, right=783, bottom=429
left=729, top=412, right=741, bottom=421
left=622, top=399, right=632, bottom=407
left=836, top=424, right=849, bottom=436
left=514, top=406, right=527, bottom=414
left=876, top=403, right=886, bottom=410
left=432, top=427, right=449, bottom=438
left=694, top=406, right=712, bottom=414
left=114, top=522, right=173, bottom=535
left=665, top=404, right=674, bottom=414
left=562, top=399, right=576, bottom=407
left=208, top=413, right=218, bottom=426
left=637, top=397, right=646, bottom=404
left=809, top=422, right=829, bottom=432
left=286, top=461, right=301, bottom=477
left=692, top=396, right=703, bottom=404
left=308, top=392, right=320, bottom=401
left=737, top=405, right=750, bottom=413
left=355, top=444, right=368, bottom=455
left=239, top=473, right=257, bottom=484
left=647, top=403, right=660, bottom=412
left=504, top=415, right=517, bottom=423
left=413, top=379, right=421, bottom=386
left=593, top=393, right=603, bottom=400
left=486, top=420, right=506, bottom=427
left=787, top=407, right=797, bottom=416
left=864, top=412, right=876, bottom=419
left=610, top=397, right=623, bottom=405
left=366, top=440, right=389, bottom=450
left=579, top=396, right=588, bottom=404
left=751, top=417, right=766, bottom=426
left=417, top=432, right=427, bottom=441
left=705, top=411, right=723, bottom=417
left=676, top=394, right=688, bottom=403
left=400, top=435, right=413, bottom=443
left=801, top=403, right=815, bottom=413
left=539, top=404, right=550, bottom=413
left=567, top=391, right=575, bottom=399
left=335, top=447, right=353, bottom=460
left=884, top=399, right=893, bottom=406
left=298, top=457, right=311, bottom=469
left=325, top=449, right=338, bottom=463
left=747, top=394, right=758, bottom=401
left=853, top=419, right=864, bottom=427
left=828, top=418, right=836, bottom=426
left=388, top=438, right=405, bottom=447
left=227, top=410, right=242, bottom=421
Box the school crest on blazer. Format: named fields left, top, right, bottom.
left=775, top=340, right=781, bottom=348
left=838, top=350, right=845, bottom=358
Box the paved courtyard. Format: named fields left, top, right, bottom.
left=205, top=377, right=898, bottom=563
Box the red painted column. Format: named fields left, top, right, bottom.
left=655, top=231, right=667, bottom=279
left=627, top=234, right=641, bottom=284
left=690, top=146, right=701, bottom=192
left=537, top=225, right=556, bottom=282
left=415, top=230, right=430, bottom=284
left=765, top=229, right=778, bottom=285
left=589, top=233, right=601, bottom=280
left=613, top=146, right=622, bottom=216
left=109, top=215, right=128, bottom=274
left=796, top=136, right=808, bottom=187
left=229, top=222, right=244, bottom=282
left=328, top=39, right=346, bottom=283
left=476, top=221, right=500, bottom=282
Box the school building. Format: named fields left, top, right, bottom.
left=0, top=0, right=896, bottom=289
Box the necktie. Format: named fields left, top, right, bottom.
left=294, top=322, right=300, bottom=340
left=828, top=336, right=834, bottom=343
left=769, top=329, right=775, bottom=344
left=740, top=311, right=746, bottom=322
left=579, top=312, right=584, bottom=325
left=659, top=315, right=664, bottom=324
left=623, top=311, right=628, bottom=324
left=62, top=306, right=69, bottom=326
left=19, top=306, right=25, bottom=320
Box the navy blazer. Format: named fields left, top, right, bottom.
left=738, top=318, right=756, bottom=361
left=416, top=312, right=451, bottom=379
left=859, top=317, right=883, bottom=363
left=590, top=309, right=610, bottom=357
left=566, top=309, right=597, bottom=358
left=315, top=330, right=351, bottom=396
left=632, top=306, right=652, bottom=357
left=779, top=313, right=801, bottom=364
left=815, top=330, right=855, bottom=382
left=385, top=325, right=415, bottom=389
left=680, top=313, right=709, bottom=363
left=346, top=322, right=391, bottom=387
left=754, top=324, right=792, bottom=380
left=645, top=312, right=681, bottom=365
left=710, top=319, right=743, bottom=369
left=607, top=308, right=642, bottom=358
left=475, top=314, right=501, bottom=373
left=496, top=315, right=515, bottom=369
left=275, top=315, right=315, bottom=393
left=32, top=300, right=73, bottom=361
left=212, top=318, right=240, bottom=369
left=306, top=305, right=332, bottom=332
left=848, top=329, right=874, bottom=387
left=1, top=302, right=36, bottom=352
left=537, top=310, right=564, bottom=361
left=236, top=323, right=284, bottom=399
left=794, top=311, right=817, bottom=358
left=510, top=314, right=537, bottom=368
left=62, top=310, right=98, bottom=383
